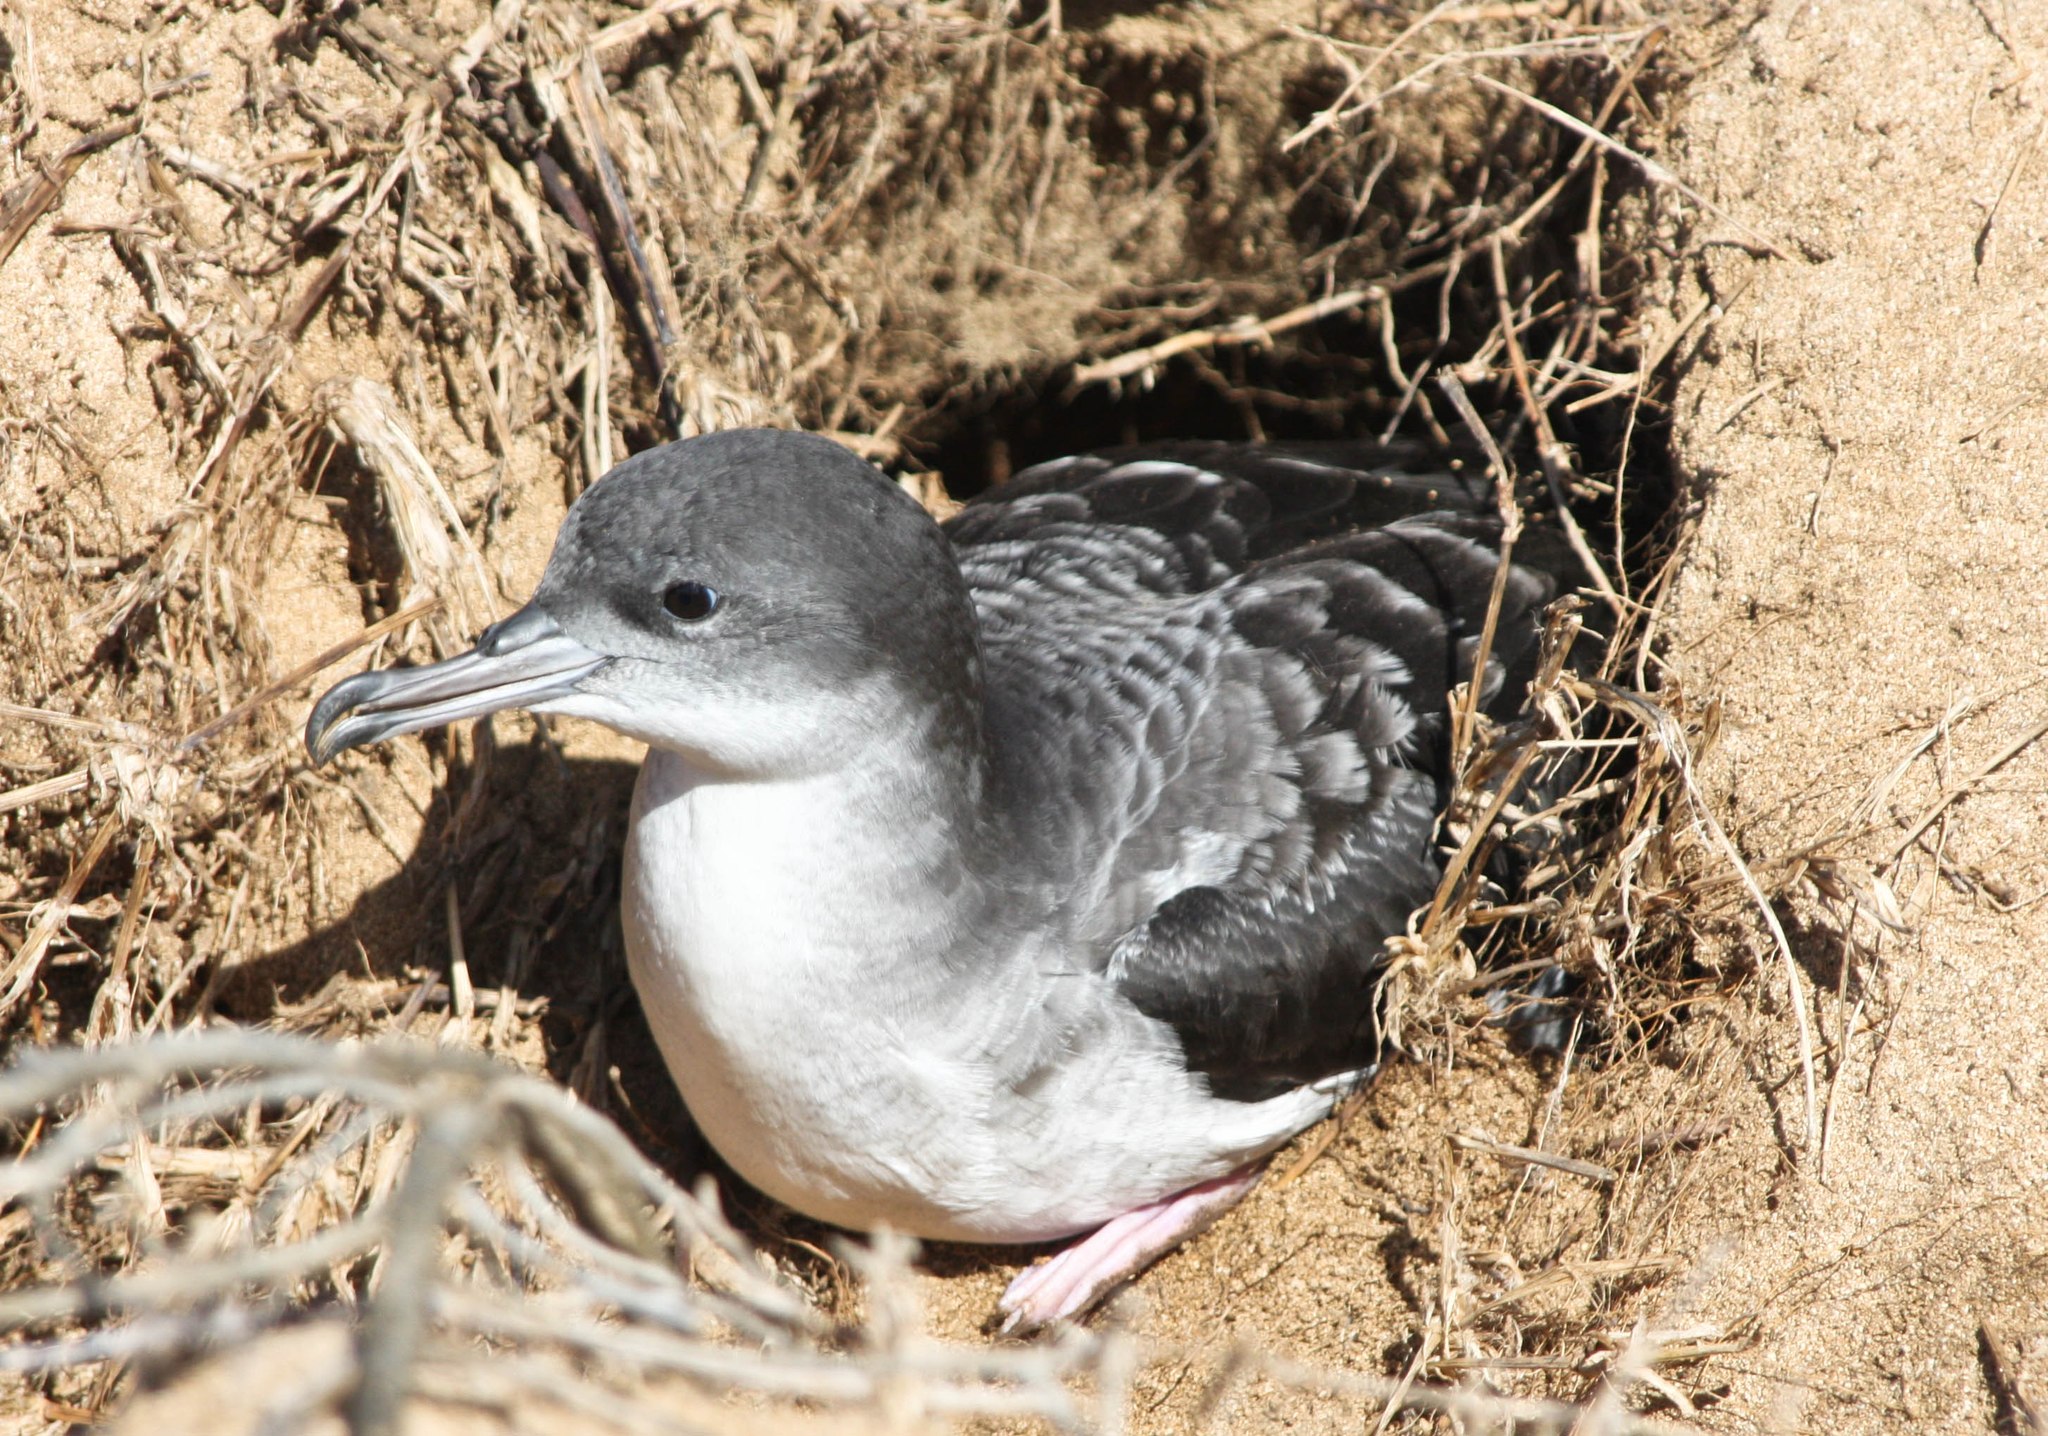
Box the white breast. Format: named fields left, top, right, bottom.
left=621, top=748, right=1340, bottom=1243
left=623, top=750, right=981, bottom=1229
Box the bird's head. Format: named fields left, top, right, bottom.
left=306, top=429, right=977, bottom=780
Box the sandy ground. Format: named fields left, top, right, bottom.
left=1639, top=3, right=2048, bottom=1427
left=3, top=0, right=2047, bottom=1432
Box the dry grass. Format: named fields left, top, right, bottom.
left=0, top=1030, right=1713, bottom=1436
left=0, top=0, right=1821, bottom=1430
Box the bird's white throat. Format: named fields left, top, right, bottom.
left=622, top=742, right=979, bottom=990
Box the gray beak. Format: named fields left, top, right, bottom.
left=305, top=607, right=607, bottom=765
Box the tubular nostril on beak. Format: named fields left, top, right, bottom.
left=478, top=606, right=564, bottom=656
left=303, top=604, right=602, bottom=765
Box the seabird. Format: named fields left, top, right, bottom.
left=306, top=428, right=1569, bottom=1329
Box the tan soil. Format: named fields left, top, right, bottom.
left=2, top=0, right=2045, bottom=1431
left=1635, top=4, right=2048, bottom=1427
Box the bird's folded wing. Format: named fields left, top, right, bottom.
left=948, top=445, right=1561, bottom=1094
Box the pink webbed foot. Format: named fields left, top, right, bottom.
left=996, top=1161, right=1266, bottom=1332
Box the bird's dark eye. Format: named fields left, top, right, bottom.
left=662, top=581, right=719, bottom=622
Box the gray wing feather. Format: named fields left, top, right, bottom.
left=946, top=446, right=1564, bottom=1094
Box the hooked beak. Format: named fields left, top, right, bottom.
left=305, top=607, right=608, bottom=765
